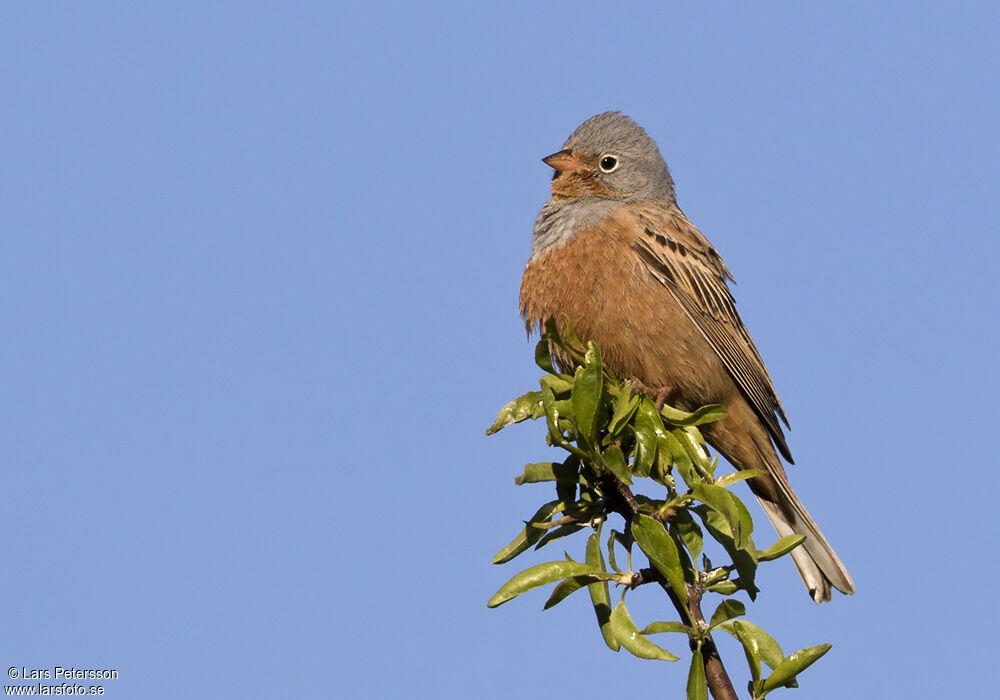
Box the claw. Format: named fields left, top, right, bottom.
left=627, top=378, right=679, bottom=410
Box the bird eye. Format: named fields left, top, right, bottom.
left=599, top=155, right=619, bottom=173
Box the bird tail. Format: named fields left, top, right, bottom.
left=751, top=441, right=855, bottom=603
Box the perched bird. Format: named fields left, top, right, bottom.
left=519, top=112, right=854, bottom=603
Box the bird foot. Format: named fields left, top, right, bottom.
left=627, top=379, right=679, bottom=410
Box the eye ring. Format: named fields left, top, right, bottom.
left=598, top=155, right=620, bottom=173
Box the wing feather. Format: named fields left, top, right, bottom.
left=632, top=207, right=793, bottom=462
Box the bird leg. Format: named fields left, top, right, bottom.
left=628, top=378, right=679, bottom=410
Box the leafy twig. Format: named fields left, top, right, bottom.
left=487, top=331, right=834, bottom=700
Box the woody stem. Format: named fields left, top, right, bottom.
left=594, top=470, right=739, bottom=700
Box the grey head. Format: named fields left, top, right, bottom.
left=531, top=112, right=676, bottom=256
left=556, top=111, right=676, bottom=203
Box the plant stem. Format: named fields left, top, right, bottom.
left=687, top=586, right=738, bottom=700
left=595, top=470, right=739, bottom=700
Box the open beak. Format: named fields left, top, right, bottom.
left=542, top=149, right=583, bottom=173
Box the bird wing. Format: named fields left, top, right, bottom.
left=629, top=203, right=793, bottom=462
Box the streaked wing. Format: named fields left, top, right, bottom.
left=630, top=204, right=793, bottom=462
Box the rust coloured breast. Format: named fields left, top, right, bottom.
left=519, top=207, right=735, bottom=410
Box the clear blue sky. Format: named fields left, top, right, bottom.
left=2, top=3, right=997, bottom=698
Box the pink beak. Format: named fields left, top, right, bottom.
left=542, top=149, right=583, bottom=173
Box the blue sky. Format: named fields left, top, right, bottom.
left=2, top=2, right=997, bottom=698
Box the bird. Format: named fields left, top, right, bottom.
left=519, top=112, right=854, bottom=603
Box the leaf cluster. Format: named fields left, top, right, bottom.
left=486, top=320, right=831, bottom=699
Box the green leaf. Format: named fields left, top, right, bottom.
left=572, top=342, right=604, bottom=440
left=732, top=497, right=754, bottom=552
left=514, top=461, right=579, bottom=485
left=692, top=505, right=759, bottom=599
left=719, top=618, right=762, bottom=685
left=658, top=430, right=696, bottom=485
left=691, top=484, right=737, bottom=535
left=706, top=580, right=739, bottom=595
left=671, top=510, right=704, bottom=563
left=692, top=483, right=753, bottom=551
left=686, top=649, right=708, bottom=700
left=680, top=427, right=715, bottom=480
left=539, top=374, right=574, bottom=395
left=559, top=314, right=587, bottom=356
left=534, top=522, right=586, bottom=550
left=543, top=575, right=592, bottom=609
left=632, top=514, right=688, bottom=609
left=609, top=600, right=679, bottom=661
left=757, top=534, right=806, bottom=562
left=641, top=621, right=693, bottom=636
left=601, top=445, right=632, bottom=485
left=487, top=561, right=614, bottom=608
left=540, top=382, right=558, bottom=428
left=606, top=529, right=631, bottom=573
left=709, top=599, right=746, bottom=628
left=760, top=644, right=832, bottom=694
left=486, top=391, right=543, bottom=435
left=535, top=338, right=555, bottom=373
left=659, top=402, right=727, bottom=427
left=556, top=478, right=577, bottom=505
left=539, top=384, right=571, bottom=449
left=492, top=501, right=563, bottom=564
left=552, top=398, right=574, bottom=419
left=586, top=531, right=619, bottom=651
left=718, top=620, right=784, bottom=670
left=714, top=469, right=766, bottom=489
left=632, top=400, right=661, bottom=477
left=608, top=389, right=640, bottom=436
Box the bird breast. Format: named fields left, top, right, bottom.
left=520, top=207, right=735, bottom=409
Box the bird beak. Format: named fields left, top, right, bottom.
left=542, top=149, right=583, bottom=173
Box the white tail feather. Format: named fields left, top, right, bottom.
left=755, top=476, right=855, bottom=603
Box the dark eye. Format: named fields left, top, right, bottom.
left=599, top=155, right=619, bottom=173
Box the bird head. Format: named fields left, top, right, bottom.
left=544, top=112, right=676, bottom=204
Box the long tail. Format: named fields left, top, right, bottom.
left=750, top=441, right=855, bottom=603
